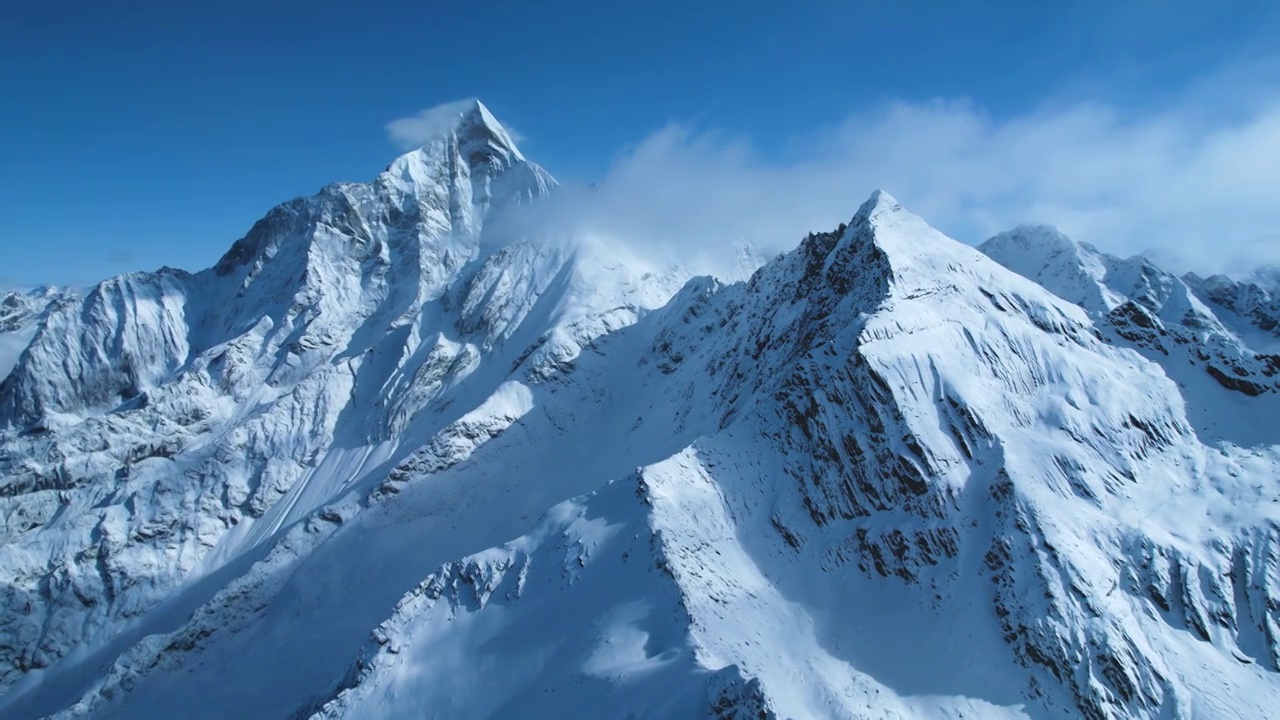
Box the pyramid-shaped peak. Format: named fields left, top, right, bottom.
left=865, top=188, right=900, bottom=207
left=466, top=99, right=502, bottom=128
left=817, top=189, right=975, bottom=281
left=853, top=189, right=902, bottom=222
left=443, top=98, right=523, bottom=157
left=387, top=98, right=524, bottom=161
left=456, top=99, right=513, bottom=139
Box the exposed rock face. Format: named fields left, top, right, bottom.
left=1, top=110, right=1278, bottom=720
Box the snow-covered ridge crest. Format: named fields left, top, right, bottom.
left=981, top=223, right=1280, bottom=445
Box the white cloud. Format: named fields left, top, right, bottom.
left=503, top=69, right=1280, bottom=277
left=813, top=96, right=1280, bottom=275
left=385, top=99, right=483, bottom=150
left=501, top=124, right=527, bottom=146
left=387, top=99, right=527, bottom=150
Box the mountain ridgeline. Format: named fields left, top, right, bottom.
left=1, top=101, right=1278, bottom=720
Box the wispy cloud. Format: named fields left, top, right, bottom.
left=500, top=62, right=1280, bottom=277
left=105, top=249, right=136, bottom=265
left=386, top=99, right=526, bottom=150
left=811, top=93, right=1280, bottom=274
left=385, top=99, right=482, bottom=150
left=503, top=124, right=527, bottom=146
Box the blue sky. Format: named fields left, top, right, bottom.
left=3, top=0, right=1279, bottom=288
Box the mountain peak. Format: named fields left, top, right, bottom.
left=464, top=98, right=500, bottom=127
left=979, top=224, right=1122, bottom=314
left=979, top=224, right=1104, bottom=278
left=371, top=98, right=552, bottom=232
left=454, top=98, right=523, bottom=157
left=852, top=189, right=902, bottom=224
left=384, top=97, right=524, bottom=163
left=983, top=224, right=1080, bottom=255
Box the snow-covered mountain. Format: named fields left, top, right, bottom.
left=980, top=226, right=1280, bottom=446
left=1242, top=266, right=1280, bottom=294
left=2, top=102, right=1278, bottom=720
left=1183, top=271, right=1280, bottom=349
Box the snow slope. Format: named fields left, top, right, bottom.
left=1183, top=271, right=1280, bottom=352
left=1, top=106, right=1278, bottom=720
left=0, top=289, right=72, bottom=383
left=981, top=225, right=1280, bottom=447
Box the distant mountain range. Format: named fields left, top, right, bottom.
left=2, top=100, right=1278, bottom=720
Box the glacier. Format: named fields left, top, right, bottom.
left=1, top=100, right=1278, bottom=719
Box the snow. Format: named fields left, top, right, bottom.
left=1184, top=271, right=1280, bottom=353
left=0, top=325, right=36, bottom=383
left=982, top=224, right=1280, bottom=447
left=1, top=108, right=1279, bottom=720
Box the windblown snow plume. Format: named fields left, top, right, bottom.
left=1, top=102, right=1278, bottom=720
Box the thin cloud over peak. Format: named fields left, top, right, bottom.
left=494, top=63, right=1280, bottom=278
left=386, top=99, right=527, bottom=150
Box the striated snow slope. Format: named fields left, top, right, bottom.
left=980, top=225, right=1280, bottom=446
